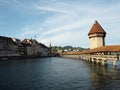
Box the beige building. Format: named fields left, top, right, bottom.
left=0, top=36, right=22, bottom=57
left=22, top=39, right=50, bottom=56
left=88, top=21, right=106, bottom=49
left=22, top=39, right=36, bottom=56
left=39, top=43, right=50, bottom=56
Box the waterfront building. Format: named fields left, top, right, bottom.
left=39, top=43, right=51, bottom=56
left=88, top=21, right=106, bottom=49
left=22, top=39, right=50, bottom=57
left=57, top=49, right=63, bottom=53
left=0, top=36, right=51, bottom=58
left=0, top=36, right=22, bottom=57
left=22, top=39, right=36, bottom=56
left=12, top=38, right=25, bottom=55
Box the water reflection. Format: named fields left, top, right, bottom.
left=0, top=58, right=120, bottom=90
left=89, top=62, right=120, bottom=90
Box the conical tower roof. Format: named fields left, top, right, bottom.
left=88, top=20, right=106, bottom=35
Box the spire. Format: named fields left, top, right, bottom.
left=49, top=43, right=52, bottom=54
left=49, top=43, right=52, bottom=48
left=88, top=20, right=106, bottom=35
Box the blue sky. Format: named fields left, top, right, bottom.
left=0, top=0, right=120, bottom=48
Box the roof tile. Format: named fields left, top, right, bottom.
left=88, top=20, right=106, bottom=35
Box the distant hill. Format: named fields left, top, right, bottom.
left=51, top=46, right=89, bottom=53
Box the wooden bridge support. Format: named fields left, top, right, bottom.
left=61, top=54, right=118, bottom=66
left=96, top=59, right=100, bottom=64
left=100, top=60, right=107, bottom=66
left=113, top=60, right=117, bottom=66
left=89, top=58, right=107, bottom=66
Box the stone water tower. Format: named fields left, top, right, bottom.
left=88, top=21, right=106, bottom=49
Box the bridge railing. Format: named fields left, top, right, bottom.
left=80, top=54, right=119, bottom=60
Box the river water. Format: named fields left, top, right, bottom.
left=0, top=57, right=120, bottom=90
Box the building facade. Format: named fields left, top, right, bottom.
left=0, top=36, right=23, bottom=57
left=0, top=36, right=50, bottom=59
left=22, top=39, right=50, bottom=57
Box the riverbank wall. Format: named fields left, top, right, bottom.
left=0, top=55, right=52, bottom=60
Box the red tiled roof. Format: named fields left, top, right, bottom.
left=88, top=20, right=106, bottom=35
left=62, top=45, right=120, bottom=55
left=86, top=45, right=120, bottom=53
left=21, top=39, right=31, bottom=45
left=79, top=45, right=120, bottom=54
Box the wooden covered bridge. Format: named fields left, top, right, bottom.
left=61, top=21, right=120, bottom=66
left=61, top=45, right=120, bottom=66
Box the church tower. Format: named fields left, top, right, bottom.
left=88, top=21, right=106, bottom=49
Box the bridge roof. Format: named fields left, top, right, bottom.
left=88, top=21, right=106, bottom=35
left=62, top=45, right=120, bottom=55
left=81, top=45, right=120, bottom=54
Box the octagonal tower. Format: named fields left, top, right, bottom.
left=88, top=21, right=106, bottom=49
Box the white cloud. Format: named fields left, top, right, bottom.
left=20, top=0, right=120, bottom=47
left=34, top=5, right=69, bottom=14
left=39, top=29, right=89, bottom=47
left=40, top=20, right=89, bottom=36
left=20, top=26, right=37, bottom=38
left=21, top=30, right=35, bottom=37
left=0, top=0, right=24, bottom=8
left=1, top=0, right=120, bottom=47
